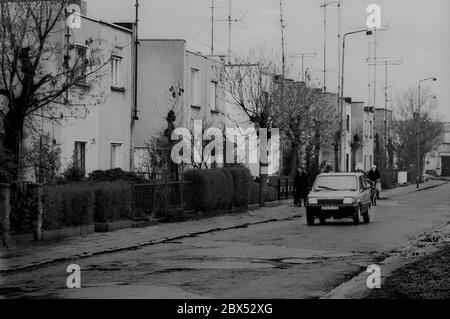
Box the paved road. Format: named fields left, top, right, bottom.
left=1, top=183, right=449, bottom=298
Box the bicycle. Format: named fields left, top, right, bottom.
left=367, top=179, right=379, bottom=206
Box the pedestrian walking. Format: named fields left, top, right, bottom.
left=294, top=167, right=309, bottom=207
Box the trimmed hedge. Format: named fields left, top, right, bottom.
left=248, top=182, right=260, bottom=205
left=41, top=181, right=134, bottom=230
left=42, top=183, right=94, bottom=231
left=227, top=166, right=251, bottom=207
left=184, top=169, right=213, bottom=211
left=92, top=181, right=133, bottom=223
left=183, top=168, right=234, bottom=211
left=247, top=182, right=278, bottom=204
left=84, top=168, right=147, bottom=183
left=218, top=168, right=234, bottom=209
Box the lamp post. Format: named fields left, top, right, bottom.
left=339, top=28, right=372, bottom=171
left=416, top=77, right=437, bottom=188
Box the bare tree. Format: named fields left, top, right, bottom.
left=0, top=0, right=109, bottom=179
left=224, top=53, right=283, bottom=204
left=392, top=87, right=444, bottom=180
left=282, top=82, right=337, bottom=177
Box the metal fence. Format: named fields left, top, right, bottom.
left=132, top=180, right=195, bottom=219
left=277, top=178, right=294, bottom=200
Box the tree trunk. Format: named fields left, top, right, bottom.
left=290, top=144, right=299, bottom=177
left=3, top=109, right=24, bottom=180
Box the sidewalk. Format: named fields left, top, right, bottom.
left=380, top=179, right=447, bottom=199
left=1, top=179, right=446, bottom=273
left=0, top=201, right=302, bottom=273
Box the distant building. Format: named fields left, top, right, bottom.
left=351, top=102, right=374, bottom=172
left=133, top=39, right=226, bottom=174
left=424, top=122, right=450, bottom=177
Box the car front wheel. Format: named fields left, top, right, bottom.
left=353, top=206, right=361, bottom=224
left=363, top=205, right=371, bottom=223
left=306, top=213, right=315, bottom=226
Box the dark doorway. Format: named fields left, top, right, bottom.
left=442, top=156, right=450, bottom=177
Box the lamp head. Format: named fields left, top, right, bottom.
left=366, top=30, right=373, bottom=36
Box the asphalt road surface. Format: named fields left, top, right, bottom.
left=1, top=183, right=449, bottom=299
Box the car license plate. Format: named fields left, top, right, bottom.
left=322, top=206, right=338, bottom=211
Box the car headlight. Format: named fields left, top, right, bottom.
left=308, top=197, right=318, bottom=204
left=343, top=197, right=355, bottom=204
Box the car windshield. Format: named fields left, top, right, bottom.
left=314, top=175, right=358, bottom=191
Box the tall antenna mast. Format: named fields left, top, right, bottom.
left=288, top=52, right=317, bottom=82
left=216, top=0, right=245, bottom=63
left=228, top=0, right=232, bottom=62
left=365, top=57, right=402, bottom=167
left=211, top=0, right=214, bottom=55
left=320, top=1, right=341, bottom=93
left=279, top=0, right=286, bottom=81
left=134, top=0, right=139, bottom=120
left=322, top=0, right=327, bottom=92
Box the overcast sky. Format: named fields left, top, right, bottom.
left=87, top=0, right=450, bottom=120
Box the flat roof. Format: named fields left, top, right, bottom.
left=81, top=15, right=133, bottom=34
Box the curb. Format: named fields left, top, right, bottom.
left=321, top=219, right=450, bottom=299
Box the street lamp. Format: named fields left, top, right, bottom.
left=338, top=28, right=372, bottom=171
left=416, top=77, right=437, bottom=188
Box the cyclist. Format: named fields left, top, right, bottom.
left=367, top=165, right=381, bottom=199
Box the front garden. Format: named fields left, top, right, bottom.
left=5, top=166, right=283, bottom=243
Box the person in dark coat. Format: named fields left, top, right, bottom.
left=294, top=167, right=309, bottom=207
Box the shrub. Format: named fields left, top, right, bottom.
left=248, top=182, right=260, bottom=205
left=219, top=168, right=234, bottom=209
left=184, top=169, right=213, bottom=211
left=42, top=183, right=94, bottom=231
left=60, top=156, right=85, bottom=183
left=227, top=166, right=251, bottom=207
left=92, top=181, right=133, bottom=222
left=183, top=168, right=234, bottom=212
left=84, top=168, right=146, bottom=184
left=208, top=168, right=233, bottom=210
left=9, top=183, right=36, bottom=233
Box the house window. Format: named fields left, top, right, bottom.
left=210, top=81, right=217, bottom=111
left=110, top=143, right=122, bottom=169
left=190, top=68, right=200, bottom=106
left=73, top=44, right=88, bottom=83
left=111, top=55, right=122, bottom=88
left=364, top=155, right=367, bottom=171
left=346, top=115, right=350, bottom=131
left=74, top=141, right=86, bottom=175
left=370, top=155, right=373, bottom=167
left=369, top=120, right=373, bottom=139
